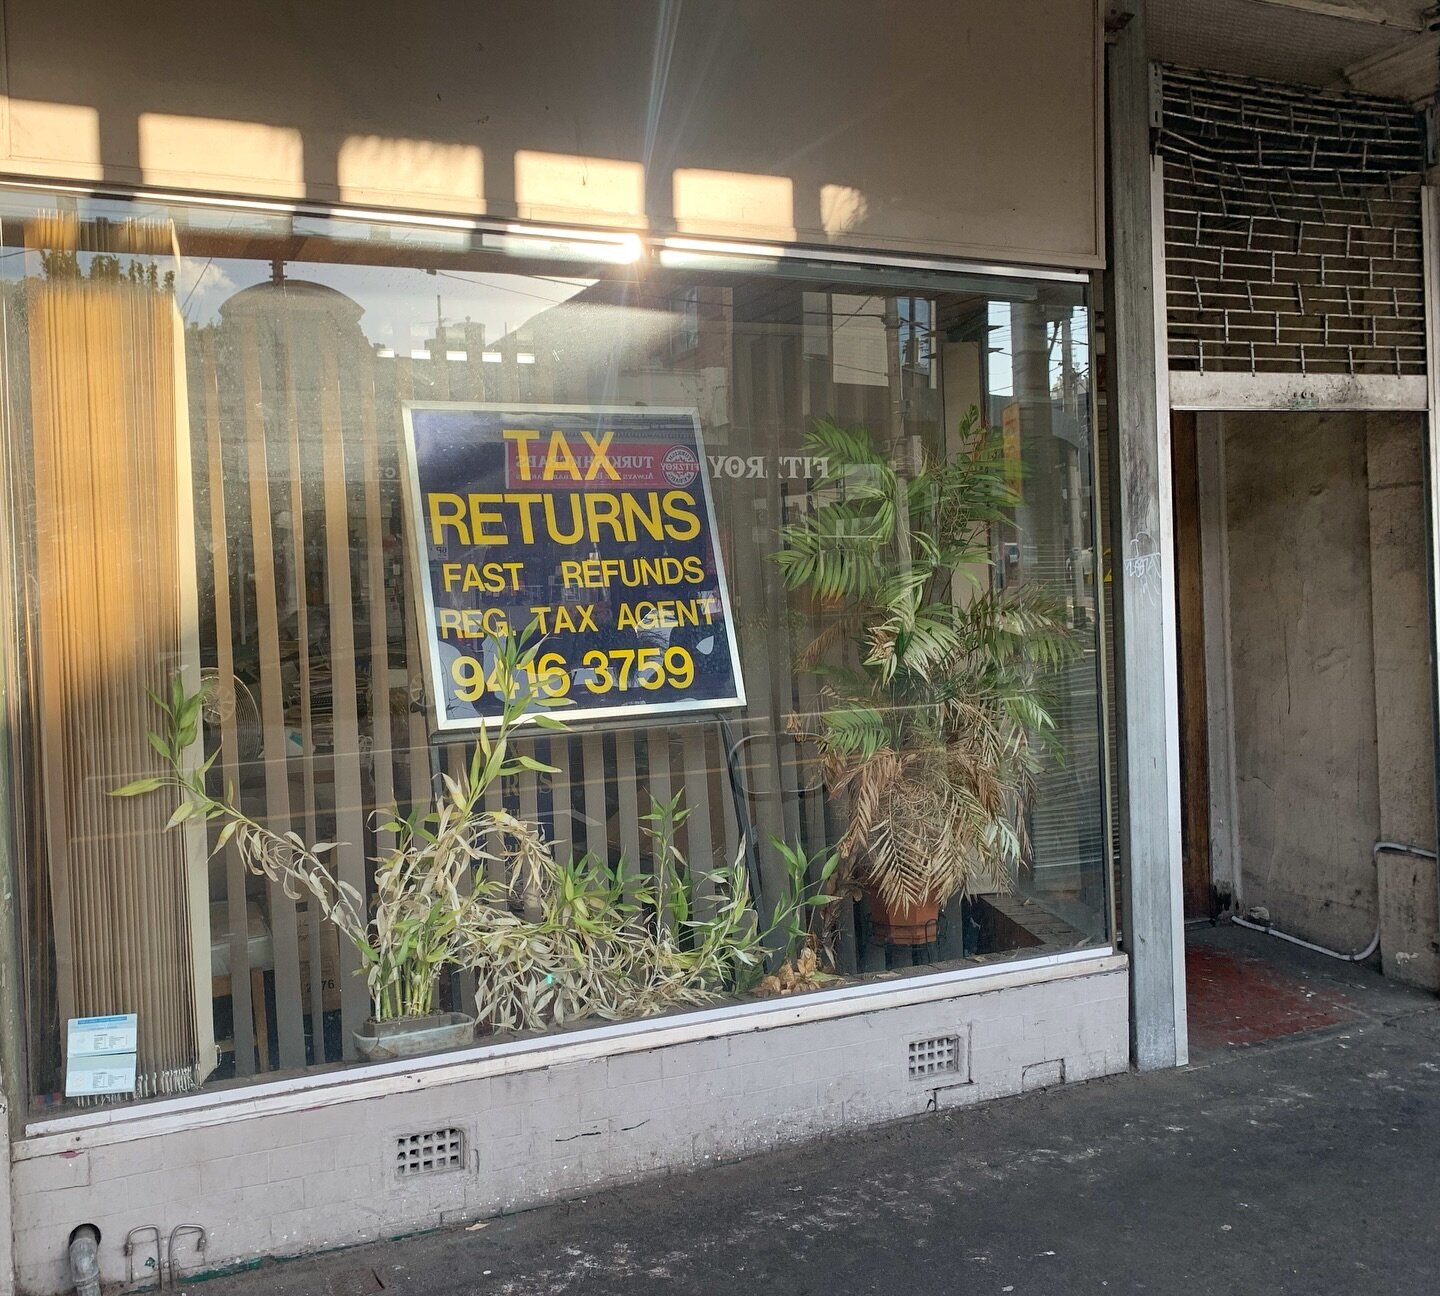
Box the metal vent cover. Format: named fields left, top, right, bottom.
left=394, top=1127, right=466, bottom=1177
left=908, top=1035, right=961, bottom=1079
left=1158, top=65, right=1427, bottom=376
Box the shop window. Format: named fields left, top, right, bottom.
left=0, top=192, right=1109, bottom=1114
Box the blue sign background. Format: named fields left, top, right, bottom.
left=403, top=403, right=745, bottom=730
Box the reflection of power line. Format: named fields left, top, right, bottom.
left=429, top=267, right=594, bottom=305
left=177, top=255, right=215, bottom=318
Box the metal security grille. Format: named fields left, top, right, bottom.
left=1158, top=66, right=1427, bottom=375
left=907, top=1035, right=960, bottom=1079
left=394, top=1128, right=466, bottom=1177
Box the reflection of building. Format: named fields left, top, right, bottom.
left=489, top=278, right=734, bottom=434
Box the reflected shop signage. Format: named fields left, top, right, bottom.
left=402, top=402, right=745, bottom=731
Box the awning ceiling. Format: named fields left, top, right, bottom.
left=1148, top=0, right=1439, bottom=103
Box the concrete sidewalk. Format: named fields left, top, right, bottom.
left=187, top=928, right=1440, bottom=1295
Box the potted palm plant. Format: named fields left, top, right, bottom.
left=772, top=409, right=1078, bottom=948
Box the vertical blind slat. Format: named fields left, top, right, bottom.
left=237, top=317, right=307, bottom=1071
left=202, top=334, right=257, bottom=1076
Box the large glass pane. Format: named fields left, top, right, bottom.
left=0, top=192, right=1109, bottom=1115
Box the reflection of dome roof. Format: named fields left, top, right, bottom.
left=219, top=278, right=364, bottom=327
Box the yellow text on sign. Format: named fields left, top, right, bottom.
left=447, top=646, right=695, bottom=701
left=440, top=561, right=525, bottom=593
left=503, top=427, right=620, bottom=482
left=616, top=598, right=715, bottom=631
left=436, top=607, right=512, bottom=640
left=426, top=490, right=700, bottom=546
left=559, top=555, right=705, bottom=588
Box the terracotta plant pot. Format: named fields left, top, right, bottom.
left=866, top=890, right=941, bottom=946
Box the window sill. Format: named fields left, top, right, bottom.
left=20, top=944, right=1125, bottom=1157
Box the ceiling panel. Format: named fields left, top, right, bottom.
left=1149, top=0, right=1437, bottom=101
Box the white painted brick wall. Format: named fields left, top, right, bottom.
left=9, top=960, right=1128, bottom=1295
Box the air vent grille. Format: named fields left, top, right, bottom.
left=394, top=1127, right=466, bottom=1177
left=908, top=1036, right=960, bottom=1079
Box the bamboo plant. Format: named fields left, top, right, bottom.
left=116, top=627, right=564, bottom=1022
left=118, top=627, right=824, bottom=1032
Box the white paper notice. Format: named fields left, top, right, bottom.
left=830, top=294, right=889, bottom=387
left=65, top=1053, right=138, bottom=1096
left=67, top=1013, right=138, bottom=1056
left=65, top=1013, right=139, bottom=1097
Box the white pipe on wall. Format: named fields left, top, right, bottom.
left=1231, top=841, right=1438, bottom=963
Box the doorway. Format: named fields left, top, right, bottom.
left=1173, top=407, right=1436, bottom=966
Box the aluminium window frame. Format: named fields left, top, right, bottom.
left=0, top=179, right=1117, bottom=1138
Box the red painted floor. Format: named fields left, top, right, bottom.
left=1186, top=941, right=1358, bottom=1050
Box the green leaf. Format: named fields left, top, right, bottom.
left=177, top=692, right=204, bottom=732
left=166, top=801, right=195, bottom=828
left=111, top=777, right=164, bottom=797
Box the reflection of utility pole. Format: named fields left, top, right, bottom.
left=885, top=300, right=916, bottom=581
left=1062, top=312, right=1087, bottom=626
left=1010, top=300, right=1053, bottom=589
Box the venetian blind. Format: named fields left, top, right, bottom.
left=23, top=213, right=214, bottom=1096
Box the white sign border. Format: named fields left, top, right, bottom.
left=400, top=400, right=748, bottom=734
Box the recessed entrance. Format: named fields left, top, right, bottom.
left=1173, top=406, right=1438, bottom=995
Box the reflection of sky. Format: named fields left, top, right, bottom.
left=0, top=193, right=596, bottom=345
left=987, top=300, right=1090, bottom=402
left=988, top=301, right=1014, bottom=397
left=177, top=258, right=595, bottom=347
left=27, top=237, right=1088, bottom=406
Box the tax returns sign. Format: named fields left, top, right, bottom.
left=402, top=402, right=745, bottom=731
